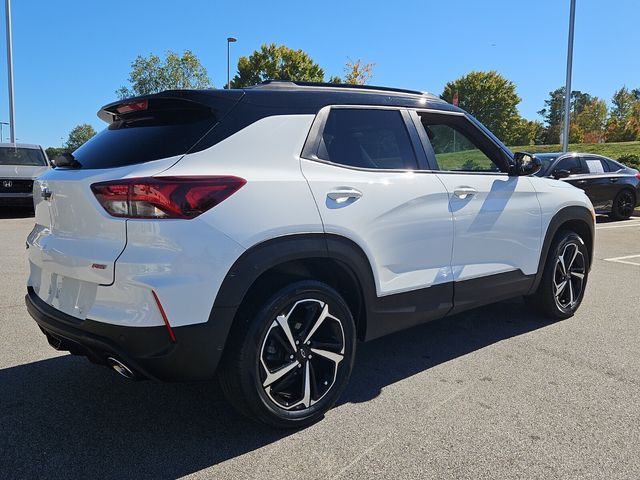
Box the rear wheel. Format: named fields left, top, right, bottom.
left=219, top=280, right=356, bottom=428
left=609, top=189, right=635, bottom=220
left=526, top=230, right=589, bottom=319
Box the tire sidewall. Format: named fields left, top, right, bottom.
left=612, top=189, right=635, bottom=220
left=542, top=232, right=589, bottom=318
left=240, top=280, right=356, bottom=427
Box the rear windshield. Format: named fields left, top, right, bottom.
left=0, top=147, right=47, bottom=166
left=73, top=95, right=239, bottom=169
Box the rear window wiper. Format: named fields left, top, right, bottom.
left=53, top=152, right=82, bottom=169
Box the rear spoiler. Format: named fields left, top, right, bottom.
left=97, top=89, right=245, bottom=124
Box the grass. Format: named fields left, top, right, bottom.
left=434, top=141, right=640, bottom=171
left=509, top=141, right=640, bottom=161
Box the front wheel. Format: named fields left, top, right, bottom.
left=526, top=230, right=589, bottom=319
left=219, top=280, right=356, bottom=428
left=609, top=189, right=636, bottom=221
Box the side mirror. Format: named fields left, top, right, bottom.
left=511, top=151, right=541, bottom=176
left=553, top=169, right=571, bottom=179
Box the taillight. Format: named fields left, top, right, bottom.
left=635, top=173, right=640, bottom=181
left=91, top=176, right=246, bottom=219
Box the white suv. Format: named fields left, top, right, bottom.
left=25, top=82, right=595, bottom=427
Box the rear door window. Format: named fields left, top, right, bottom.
left=317, top=108, right=418, bottom=170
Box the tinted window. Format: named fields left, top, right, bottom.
left=422, top=123, right=498, bottom=172
left=555, top=157, right=583, bottom=174
left=317, top=109, right=418, bottom=170
left=0, top=147, right=46, bottom=166
left=605, top=159, right=624, bottom=172
left=73, top=96, right=239, bottom=170
left=534, top=155, right=560, bottom=176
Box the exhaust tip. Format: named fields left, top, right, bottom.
left=106, top=357, right=136, bottom=380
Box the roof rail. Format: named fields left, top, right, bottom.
left=252, top=80, right=431, bottom=97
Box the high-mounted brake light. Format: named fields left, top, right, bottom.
left=91, top=176, right=246, bottom=219
left=115, top=99, right=149, bottom=114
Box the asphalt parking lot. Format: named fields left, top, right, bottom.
left=1, top=210, right=639, bottom=480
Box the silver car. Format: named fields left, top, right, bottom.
left=0, top=143, right=51, bottom=207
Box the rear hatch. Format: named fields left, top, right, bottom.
left=28, top=90, right=243, bottom=318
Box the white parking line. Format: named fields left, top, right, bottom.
left=604, top=254, right=640, bottom=266
left=596, top=220, right=640, bottom=230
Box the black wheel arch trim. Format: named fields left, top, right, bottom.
left=528, top=205, right=595, bottom=295
left=212, top=233, right=453, bottom=343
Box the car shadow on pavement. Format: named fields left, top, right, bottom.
left=0, top=298, right=549, bottom=479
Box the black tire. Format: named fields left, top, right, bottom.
left=525, top=230, right=589, bottom=320
left=609, top=189, right=636, bottom=221
left=218, top=280, right=356, bottom=428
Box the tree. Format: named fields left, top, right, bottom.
left=343, top=59, right=375, bottom=85
left=45, top=147, right=66, bottom=159
left=510, top=118, right=545, bottom=146
left=606, top=87, right=639, bottom=142
left=117, top=50, right=211, bottom=99
left=230, top=44, right=324, bottom=88
left=441, top=71, right=521, bottom=143
left=574, top=98, right=607, bottom=143
left=329, top=59, right=375, bottom=85
left=538, top=87, right=597, bottom=144
left=65, top=124, right=96, bottom=152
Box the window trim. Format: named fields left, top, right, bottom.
left=300, top=105, right=430, bottom=173
left=409, top=109, right=513, bottom=176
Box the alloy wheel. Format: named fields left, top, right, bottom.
left=259, top=299, right=345, bottom=411
left=553, top=242, right=586, bottom=311
left=616, top=191, right=635, bottom=219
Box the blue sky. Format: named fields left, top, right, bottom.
left=0, top=0, right=638, bottom=147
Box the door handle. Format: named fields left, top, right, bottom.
left=453, top=187, right=477, bottom=199
left=609, top=178, right=618, bottom=183
left=576, top=180, right=587, bottom=185
left=327, top=189, right=363, bottom=202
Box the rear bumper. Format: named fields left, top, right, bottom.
left=25, top=287, right=237, bottom=382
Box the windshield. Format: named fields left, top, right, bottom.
left=534, top=155, right=560, bottom=176
left=0, top=147, right=47, bottom=166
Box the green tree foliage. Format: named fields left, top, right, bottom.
left=65, top=124, right=97, bottom=152
left=230, top=44, right=324, bottom=88
left=538, top=87, right=596, bottom=144
left=509, top=118, right=545, bottom=146
left=441, top=71, right=522, bottom=144
left=574, top=98, right=607, bottom=143
left=606, top=87, right=640, bottom=142
left=117, top=50, right=211, bottom=99
left=45, top=147, right=65, bottom=159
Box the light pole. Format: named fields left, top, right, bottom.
left=562, top=0, right=576, bottom=153
left=5, top=0, right=16, bottom=144
left=227, top=37, right=237, bottom=90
